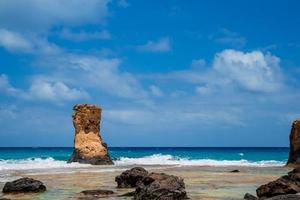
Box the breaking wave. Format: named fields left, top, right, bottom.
left=114, top=154, right=285, bottom=167
left=0, top=157, right=89, bottom=171
left=0, top=154, right=285, bottom=172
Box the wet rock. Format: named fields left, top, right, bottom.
left=80, top=189, right=114, bottom=196
left=2, top=177, right=46, bottom=193
left=115, top=167, right=149, bottom=188
left=256, top=168, right=300, bottom=198
left=266, top=194, right=300, bottom=199
left=287, top=119, right=300, bottom=167
left=244, top=193, right=258, bottom=200
left=68, top=104, right=113, bottom=165
left=134, top=172, right=188, bottom=200
left=118, top=191, right=136, bottom=197
left=230, top=169, right=240, bottom=173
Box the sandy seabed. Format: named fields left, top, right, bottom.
left=0, top=165, right=290, bottom=200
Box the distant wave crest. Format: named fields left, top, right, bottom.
left=0, top=157, right=87, bottom=171
left=0, top=154, right=285, bottom=172
left=114, top=154, right=285, bottom=167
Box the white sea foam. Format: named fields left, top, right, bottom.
left=0, top=157, right=89, bottom=171
left=0, top=155, right=285, bottom=172
left=114, top=154, right=285, bottom=167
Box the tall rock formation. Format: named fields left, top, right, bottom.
left=68, top=104, right=113, bottom=165
left=287, top=119, right=300, bottom=167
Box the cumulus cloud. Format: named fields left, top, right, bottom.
left=150, top=49, right=283, bottom=93
left=28, top=79, right=89, bottom=102
left=0, top=74, right=88, bottom=103
left=137, top=37, right=171, bottom=52
left=0, top=0, right=110, bottom=31
left=59, top=28, right=111, bottom=41
left=212, top=49, right=282, bottom=92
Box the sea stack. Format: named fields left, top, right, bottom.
left=68, top=104, right=113, bottom=165
left=287, top=119, right=300, bottom=167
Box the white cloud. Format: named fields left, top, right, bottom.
left=59, top=28, right=111, bottom=41
left=0, top=0, right=110, bottom=31
left=212, top=49, right=282, bottom=92
left=149, top=85, right=164, bottom=97
left=0, top=29, right=33, bottom=52
left=105, top=110, right=155, bottom=125
left=104, top=107, right=243, bottom=127
left=117, top=0, right=130, bottom=8
left=0, top=29, right=62, bottom=54
left=195, top=85, right=211, bottom=95
left=213, top=29, right=246, bottom=48
left=36, top=54, right=148, bottom=99
left=137, top=37, right=171, bottom=52
left=0, top=74, right=88, bottom=103
left=150, top=49, right=283, bottom=93
left=0, top=74, right=26, bottom=97
left=28, top=79, right=89, bottom=102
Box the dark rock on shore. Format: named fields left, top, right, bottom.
left=80, top=189, right=114, bottom=196
left=230, top=169, right=240, bottom=173
left=68, top=104, right=113, bottom=165
left=266, top=194, right=300, bottom=200
left=134, top=172, right=188, bottom=200
left=2, top=177, right=46, bottom=193
left=256, top=168, right=300, bottom=198
left=118, top=191, right=136, bottom=197
left=244, top=193, right=258, bottom=200
left=115, top=167, right=149, bottom=188
left=287, top=119, right=300, bottom=167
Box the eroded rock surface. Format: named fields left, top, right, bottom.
left=134, top=172, right=187, bottom=200
left=2, top=177, right=46, bottom=193
left=115, top=167, right=149, bottom=188
left=287, top=120, right=300, bottom=167
left=68, top=104, right=113, bottom=165
left=256, top=168, right=300, bottom=199
left=244, top=193, right=258, bottom=200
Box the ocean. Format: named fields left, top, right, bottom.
left=0, top=147, right=288, bottom=171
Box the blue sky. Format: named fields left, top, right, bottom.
left=0, top=0, right=300, bottom=147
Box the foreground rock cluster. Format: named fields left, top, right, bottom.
left=1, top=167, right=187, bottom=200
left=2, top=177, right=46, bottom=193
left=68, top=104, right=113, bottom=165
left=116, top=167, right=188, bottom=200
left=244, top=168, right=300, bottom=199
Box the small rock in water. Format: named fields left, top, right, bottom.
left=115, top=167, right=149, bottom=188
left=2, top=177, right=46, bottom=193
left=244, top=193, right=258, bottom=200
left=134, top=172, right=188, bottom=200
left=230, top=169, right=240, bottom=173
left=80, top=189, right=114, bottom=196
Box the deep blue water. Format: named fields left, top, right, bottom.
left=0, top=147, right=289, bottom=162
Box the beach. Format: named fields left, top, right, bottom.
left=0, top=165, right=289, bottom=200
left=0, top=147, right=290, bottom=199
